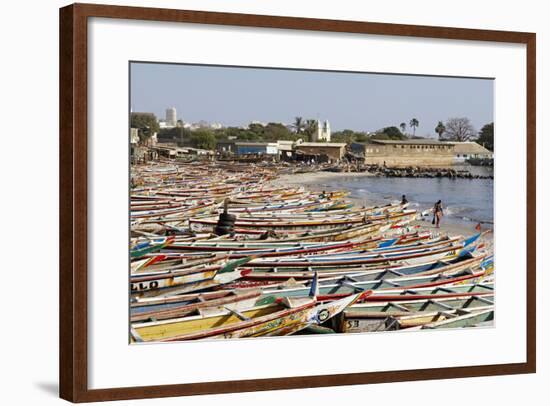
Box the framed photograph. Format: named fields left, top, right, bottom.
left=59, top=3, right=536, bottom=402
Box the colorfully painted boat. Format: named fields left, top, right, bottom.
left=155, top=291, right=366, bottom=341
left=128, top=160, right=495, bottom=341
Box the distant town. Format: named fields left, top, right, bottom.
left=130, top=106, right=494, bottom=172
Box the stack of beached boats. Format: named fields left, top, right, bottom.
left=129, top=161, right=494, bottom=342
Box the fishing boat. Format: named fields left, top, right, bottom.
left=188, top=209, right=417, bottom=233
left=130, top=256, right=256, bottom=298
left=131, top=268, right=491, bottom=318
left=151, top=292, right=366, bottom=342
left=413, top=308, right=494, bottom=329
left=128, top=160, right=495, bottom=341
left=240, top=252, right=487, bottom=281
left=340, top=294, right=494, bottom=333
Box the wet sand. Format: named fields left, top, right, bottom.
left=275, top=171, right=374, bottom=188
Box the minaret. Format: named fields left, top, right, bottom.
left=315, top=119, right=322, bottom=142
left=324, top=120, right=331, bottom=142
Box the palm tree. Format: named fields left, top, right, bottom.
left=399, top=122, right=406, bottom=134
left=293, top=116, right=305, bottom=134
left=435, top=121, right=446, bottom=140
left=304, top=119, right=319, bottom=142
left=409, top=118, right=419, bottom=136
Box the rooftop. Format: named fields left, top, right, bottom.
left=370, top=139, right=452, bottom=146
left=234, top=142, right=278, bottom=147
left=298, top=142, right=347, bottom=147
left=452, top=141, right=492, bottom=154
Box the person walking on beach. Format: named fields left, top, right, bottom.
left=401, top=195, right=408, bottom=205
left=433, top=200, right=443, bottom=228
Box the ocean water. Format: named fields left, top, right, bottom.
left=320, top=167, right=494, bottom=226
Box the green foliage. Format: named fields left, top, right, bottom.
left=131, top=113, right=160, bottom=144
left=409, top=118, right=419, bottom=136
left=332, top=126, right=405, bottom=144
left=370, top=133, right=391, bottom=140
left=368, top=126, right=406, bottom=141
left=158, top=127, right=191, bottom=142
left=190, top=129, right=216, bottom=150
left=331, top=129, right=365, bottom=144
left=263, top=122, right=296, bottom=141
left=381, top=126, right=406, bottom=139
left=221, top=127, right=246, bottom=139
left=355, top=133, right=369, bottom=143
left=477, top=122, right=494, bottom=151
left=303, top=120, right=319, bottom=142
left=435, top=121, right=446, bottom=140
left=293, top=117, right=305, bottom=135
left=215, top=123, right=298, bottom=142
left=152, top=116, right=424, bottom=150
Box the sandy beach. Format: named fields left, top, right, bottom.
left=274, top=171, right=374, bottom=188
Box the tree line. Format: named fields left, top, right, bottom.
left=333, top=117, right=493, bottom=151
left=434, top=118, right=493, bottom=151
left=332, top=117, right=419, bottom=144
left=131, top=112, right=494, bottom=152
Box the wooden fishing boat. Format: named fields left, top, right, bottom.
left=128, top=161, right=495, bottom=341
left=135, top=268, right=492, bottom=317
left=244, top=242, right=467, bottom=269
left=157, top=229, right=429, bottom=251
left=131, top=290, right=263, bottom=322
left=155, top=233, right=456, bottom=260
left=131, top=299, right=303, bottom=342
left=256, top=274, right=493, bottom=304
left=340, top=294, right=494, bottom=333
left=130, top=236, right=174, bottom=258
left=130, top=257, right=255, bottom=298
left=131, top=268, right=252, bottom=299
left=414, top=308, right=494, bottom=329
left=131, top=253, right=227, bottom=275
left=153, top=292, right=365, bottom=342
left=188, top=209, right=417, bottom=232
left=241, top=253, right=486, bottom=281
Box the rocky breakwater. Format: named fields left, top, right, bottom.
left=367, top=165, right=493, bottom=179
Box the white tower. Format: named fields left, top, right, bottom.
left=323, top=120, right=331, bottom=142
left=314, top=120, right=331, bottom=142
left=165, top=107, right=177, bottom=127
left=313, top=120, right=322, bottom=142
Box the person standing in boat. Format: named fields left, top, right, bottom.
left=433, top=200, right=444, bottom=228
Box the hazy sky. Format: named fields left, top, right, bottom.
left=130, top=62, right=493, bottom=136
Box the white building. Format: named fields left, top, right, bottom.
left=165, top=107, right=177, bottom=127
left=451, top=141, right=494, bottom=163
left=130, top=128, right=140, bottom=145
left=158, top=120, right=171, bottom=129
left=312, top=120, right=331, bottom=142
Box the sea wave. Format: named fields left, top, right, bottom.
left=444, top=206, right=469, bottom=217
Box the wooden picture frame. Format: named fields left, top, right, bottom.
left=59, top=3, right=536, bottom=402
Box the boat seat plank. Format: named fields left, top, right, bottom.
left=224, top=307, right=251, bottom=321
left=428, top=299, right=454, bottom=311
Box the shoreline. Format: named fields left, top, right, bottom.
left=272, top=171, right=374, bottom=209
left=270, top=171, right=492, bottom=239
